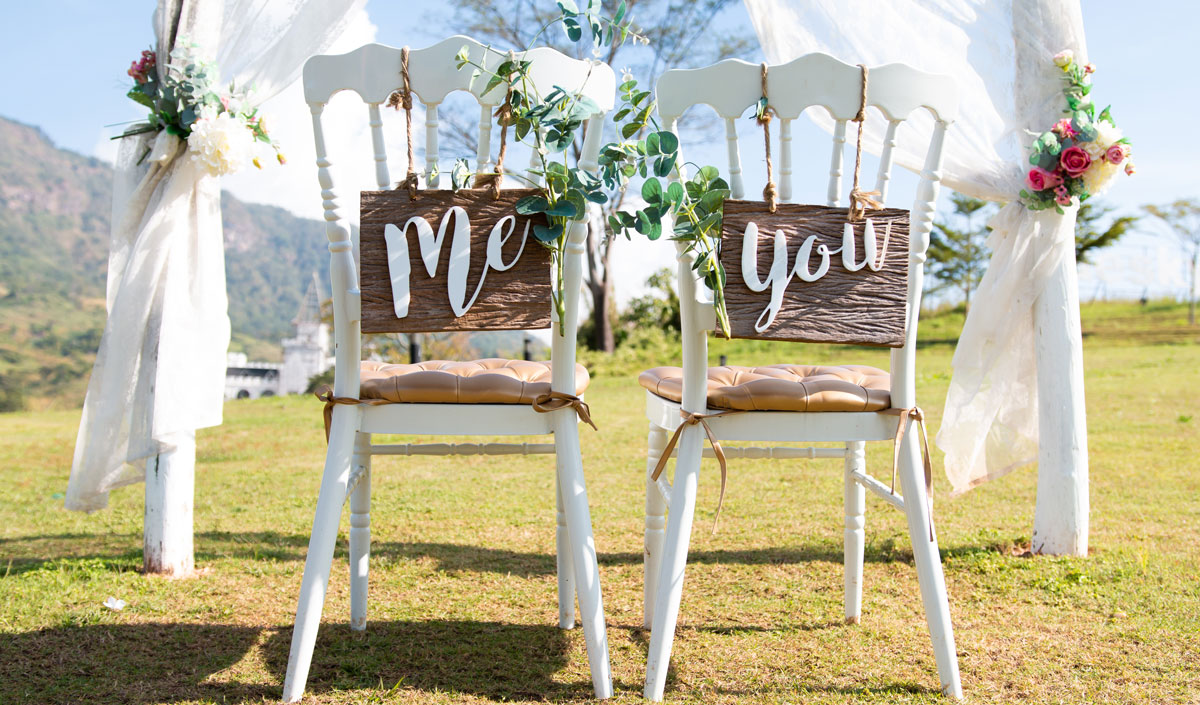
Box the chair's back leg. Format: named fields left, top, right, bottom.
left=349, top=431, right=372, bottom=631
left=553, top=412, right=613, bottom=698
left=843, top=441, right=866, bottom=624
left=897, top=428, right=963, bottom=699
left=555, top=469, right=577, bottom=630
left=644, top=423, right=705, bottom=702
left=644, top=422, right=669, bottom=628
left=282, top=405, right=359, bottom=703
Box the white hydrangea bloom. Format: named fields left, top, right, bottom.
left=1082, top=159, right=1119, bottom=196
left=187, top=110, right=254, bottom=176
left=1093, top=121, right=1123, bottom=149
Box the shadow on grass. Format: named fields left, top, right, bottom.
left=0, top=620, right=595, bottom=703
left=261, top=620, right=592, bottom=701
left=0, top=622, right=272, bottom=704
left=3, top=531, right=1025, bottom=579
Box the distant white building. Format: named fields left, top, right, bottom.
left=225, top=274, right=333, bottom=400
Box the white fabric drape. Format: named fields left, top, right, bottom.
left=67, top=0, right=363, bottom=512
left=743, top=0, right=1086, bottom=493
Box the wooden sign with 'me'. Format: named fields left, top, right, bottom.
left=720, top=201, right=910, bottom=347
left=360, top=189, right=552, bottom=334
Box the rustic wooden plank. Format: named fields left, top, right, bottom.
left=359, top=188, right=553, bottom=333
left=720, top=200, right=910, bottom=347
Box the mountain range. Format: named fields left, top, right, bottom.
left=0, top=116, right=532, bottom=411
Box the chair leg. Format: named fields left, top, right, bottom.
left=843, top=441, right=866, bottom=624
left=349, top=432, right=371, bottom=631
left=554, top=416, right=613, bottom=699
left=644, top=424, right=704, bottom=702
left=282, top=405, right=358, bottom=703
left=555, top=469, right=577, bottom=629
left=896, top=428, right=964, bottom=699
left=644, top=422, right=669, bottom=628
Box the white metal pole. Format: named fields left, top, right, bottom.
left=1031, top=236, right=1089, bottom=556
left=143, top=430, right=196, bottom=575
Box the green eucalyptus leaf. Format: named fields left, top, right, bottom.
left=645, top=132, right=661, bottom=156
left=533, top=223, right=564, bottom=243
left=666, top=181, right=685, bottom=208
left=654, top=154, right=675, bottom=177
left=641, top=178, right=663, bottom=203
left=515, top=195, right=550, bottom=214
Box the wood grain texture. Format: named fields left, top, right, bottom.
left=720, top=200, right=910, bottom=347
left=360, top=189, right=552, bottom=333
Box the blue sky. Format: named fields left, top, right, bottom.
left=0, top=0, right=1193, bottom=302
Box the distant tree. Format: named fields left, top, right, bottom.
left=1075, top=200, right=1138, bottom=266
left=927, top=193, right=993, bottom=312
left=1144, top=199, right=1200, bottom=325
left=445, top=0, right=754, bottom=352
left=0, top=374, right=25, bottom=413
left=620, top=267, right=680, bottom=337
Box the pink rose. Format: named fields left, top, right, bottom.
left=1059, top=145, right=1092, bottom=177
left=1105, top=143, right=1127, bottom=165
left=1027, top=167, right=1063, bottom=192
left=1051, top=118, right=1077, bottom=139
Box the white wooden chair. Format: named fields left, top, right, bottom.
left=640, top=55, right=963, bottom=700
left=282, top=38, right=615, bottom=702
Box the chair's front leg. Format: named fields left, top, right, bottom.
left=349, top=431, right=371, bottom=631
left=282, top=405, right=358, bottom=703
left=843, top=440, right=866, bottom=624
left=897, top=428, right=963, bottom=699
left=644, top=424, right=704, bottom=702
left=644, top=422, right=669, bottom=628
left=554, top=415, right=613, bottom=698
left=555, top=466, right=577, bottom=629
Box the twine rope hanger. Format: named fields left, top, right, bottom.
left=386, top=46, right=420, bottom=199
left=388, top=47, right=512, bottom=200
left=848, top=64, right=883, bottom=222
left=758, top=63, right=778, bottom=213
left=475, top=50, right=516, bottom=200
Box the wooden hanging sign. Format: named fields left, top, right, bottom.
left=720, top=201, right=910, bottom=347
left=359, top=188, right=552, bottom=334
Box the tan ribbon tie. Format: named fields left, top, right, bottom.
left=532, top=391, right=598, bottom=431
left=847, top=64, right=882, bottom=222
left=651, top=408, right=741, bottom=532
left=881, top=406, right=935, bottom=541
left=314, top=386, right=390, bottom=442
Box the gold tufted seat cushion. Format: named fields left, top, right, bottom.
left=639, top=364, right=891, bottom=412
left=358, top=358, right=589, bottom=404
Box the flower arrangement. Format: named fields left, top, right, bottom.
left=119, top=42, right=282, bottom=176
left=1019, top=49, right=1133, bottom=213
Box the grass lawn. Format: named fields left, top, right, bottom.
left=1, top=302, right=1198, bottom=704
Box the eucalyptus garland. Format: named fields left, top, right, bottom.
left=450, top=0, right=733, bottom=337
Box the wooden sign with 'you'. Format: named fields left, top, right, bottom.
left=359, top=189, right=552, bottom=334
left=720, top=201, right=910, bottom=347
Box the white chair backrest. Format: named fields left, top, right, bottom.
left=302, top=38, right=615, bottom=395
left=656, top=54, right=956, bottom=409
